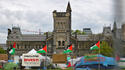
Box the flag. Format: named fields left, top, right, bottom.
left=90, top=41, right=100, bottom=50
left=115, top=55, right=120, bottom=61
left=67, top=62, right=71, bottom=67
left=9, top=42, right=16, bottom=55
left=63, top=44, right=72, bottom=54
left=37, top=45, right=47, bottom=53
left=84, top=54, right=97, bottom=59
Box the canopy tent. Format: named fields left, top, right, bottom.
left=26, top=49, right=50, bottom=60
left=20, top=49, right=52, bottom=67
left=27, top=49, right=39, bottom=55
left=75, top=54, right=117, bottom=69
left=20, top=49, right=50, bottom=60
left=68, top=57, right=82, bottom=66
left=20, top=49, right=38, bottom=59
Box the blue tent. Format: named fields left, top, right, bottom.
left=75, top=54, right=117, bottom=69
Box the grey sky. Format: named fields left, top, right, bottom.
left=0, top=0, right=114, bottom=43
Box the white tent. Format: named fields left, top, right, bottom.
left=68, top=57, right=81, bottom=65
left=20, top=49, right=51, bottom=60
left=20, top=49, right=39, bottom=59
left=27, top=49, right=39, bottom=55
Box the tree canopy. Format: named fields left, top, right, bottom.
left=92, top=41, right=113, bottom=57
left=72, top=30, right=85, bottom=35
left=0, top=47, right=6, bottom=54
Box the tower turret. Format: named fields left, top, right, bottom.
left=113, top=21, right=117, bottom=31
left=66, top=2, right=72, bottom=13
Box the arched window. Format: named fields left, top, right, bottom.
left=62, top=41, right=65, bottom=46
left=17, top=44, right=19, bottom=49
left=10, top=45, right=13, bottom=49
left=39, top=46, right=41, bottom=49
left=37, top=45, right=40, bottom=49
left=25, top=45, right=27, bottom=49
left=29, top=45, right=30, bottom=49
left=58, top=41, right=61, bottom=46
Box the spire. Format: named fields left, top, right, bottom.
left=112, top=20, right=117, bottom=37
left=113, top=20, right=117, bottom=30
left=66, top=2, right=72, bottom=12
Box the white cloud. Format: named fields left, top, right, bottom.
left=0, top=33, right=7, bottom=43
left=0, top=0, right=114, bottom=43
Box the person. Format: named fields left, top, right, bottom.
left=41, top=59, right=45, bottom=69
left=13, top=67, right=16, bottom=70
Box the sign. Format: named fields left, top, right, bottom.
left=84, top=54, right=105, bottom=62
left=118, top=58, right=125, bottom=68
left=0, top=54, right=8, bottom=61
left=52, top=54, right=67, bottom=64
left=118, top=62, right=125, bottom=68
left=22, top=54, right=40, bottom=66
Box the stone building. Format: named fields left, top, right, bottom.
left=83, top=28, right=92, bottom=35
left=112, top=21, right=125, bottom=57
left=7, top=2, right=112, bottom=57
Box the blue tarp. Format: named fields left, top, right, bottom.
left=75, top=54, right=117, bottom=69
left=8, top=60, right=14, bottom=62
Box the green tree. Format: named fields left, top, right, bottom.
left=0, top=47, right=6, bottom=54
left=72, top=30, right=85, bottom=35
left=92, top=41, right=113, bottom=57
left=43, top=31, right=52, bottom=35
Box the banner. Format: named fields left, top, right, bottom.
left=0, top=54, right=8, bottom=61
left=22, top=54, right=40, bottom=66
left=52, top=54, right=67, bottom=64
left=84, top=54, right=105, bottom=62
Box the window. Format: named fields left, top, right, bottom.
left=16, top=36, right=18, bottom=38
left=10, top=45, right=13, bottom=49
left=29, top=45, right=30, bottom=49
left=58, top=41, right=61, bottom=46
left=39, top=46, right=41, bottom=49
left=25, top=45, right=26, bottom=49
left=17, top=44, right=19, bottom=49
left=62, top=41, right=65, bottom=46
left=13, top=31, right=16, bottom=34
left=37, top=45, right=39, bottom=49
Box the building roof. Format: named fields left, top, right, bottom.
left=21, top=34, right=46, bottom=41
left=77, top=35, right=93, bottom=41
left=7, top=34, right=46, bottom=41
left=72, top=35, right=92, bottom=41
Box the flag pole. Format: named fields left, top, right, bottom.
left=45, top=32, right=48, bottom=70
left=98, top=41, right=100, bottom=70
left=72, top=51, right=74, bottom=70
left=45, top=42, right=47, bottom=70
left=98, top=47, right=100, bottom=70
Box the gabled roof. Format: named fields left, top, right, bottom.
left=72, top=35, right=92, bottom=41
left=21, top=34, right=46, bottom=41
left=7, top=34, right=47, bottom=41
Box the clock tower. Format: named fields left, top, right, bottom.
left=53, top=2, right=72, bottom=53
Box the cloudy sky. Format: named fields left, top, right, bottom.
left=0, top=0, right=114, bottom=43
